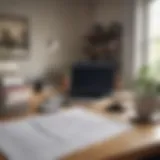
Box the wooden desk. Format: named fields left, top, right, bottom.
left=62, top=98, right=160, bottom=160
left=62, top=125, right=160, bottom=160
left=0, top=92, right=160, bottom=160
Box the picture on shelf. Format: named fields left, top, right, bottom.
left=0, top=14, right=29, bottom=59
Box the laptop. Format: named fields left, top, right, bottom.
left=69, top=62, right=115, bottom=103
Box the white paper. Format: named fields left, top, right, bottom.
left=0, top=108, right=131, bottom=160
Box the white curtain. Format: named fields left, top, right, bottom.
left=132, top=0, right=157, bottom=77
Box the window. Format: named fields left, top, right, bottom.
left=148, top=0, right=160, bottom=65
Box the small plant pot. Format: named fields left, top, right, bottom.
left=135, top=95, right=158, bottom=122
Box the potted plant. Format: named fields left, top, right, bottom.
left=134, top=65, right=160, bottom=122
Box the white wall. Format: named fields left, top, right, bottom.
left=93, top=0, right=136, bottom=85
left=0, top=0, right=93, bottom=79
left=0, top=0, right=139, bottom=84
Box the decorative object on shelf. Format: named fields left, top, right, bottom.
left=33, top=80, right=44, bottom=93
left=133, top=65, right=160, bottom=123
left=84, top=22, right=123, bottom=62
left=0, top=14, right=29, bottom=59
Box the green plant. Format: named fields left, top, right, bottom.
left=135, top=65, right=160, bottom=96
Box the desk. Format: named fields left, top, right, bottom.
left=62, top=98, right=160, bottom=160
left=0, top=92, right=160, bottom=160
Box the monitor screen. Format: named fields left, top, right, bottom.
left=70, top=62, right=115, bottom=98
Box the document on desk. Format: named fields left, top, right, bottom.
left=0, top=107, right=131, bottom=160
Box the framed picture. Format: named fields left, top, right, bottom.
left=0, top=14, right=29, bottom=59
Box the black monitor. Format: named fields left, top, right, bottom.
left=70, top=62, right=115, bottom=98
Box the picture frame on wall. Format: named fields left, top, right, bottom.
left=0, top=14, right=29, bottom=59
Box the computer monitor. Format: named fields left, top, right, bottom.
left=70, top=62, right=115, bottom=98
